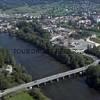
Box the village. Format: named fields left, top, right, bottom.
left=0, top=10, right=100, bottom=53
left=38, top=13, right=100, bottom=53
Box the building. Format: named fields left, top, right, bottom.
left=70, top=39, right=94, bottom=53
left=4, top=65, right=13, bottom=74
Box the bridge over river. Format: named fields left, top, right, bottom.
left=0, top=60, right=99, bottom=97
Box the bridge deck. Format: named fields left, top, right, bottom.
left=0, top=60, right=99, bottom=97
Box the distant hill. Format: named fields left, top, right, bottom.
left=0, top=0, right=60, bottom=6
left=0, top=0, right=99, bottom=9
left=0, top=0, right=58, bottom=9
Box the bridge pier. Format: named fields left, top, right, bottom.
left=72, top=73, right=77, bottom=77
left=50, top=80, right=53, bottom=83
left=37, top=84, right=40, bottom=88
left=62, top=77, right=65, bottom=80
left=79, top=71, right=83, bottom=75
left=68, top=75, right=71, bottom=78
left=57, top=78, right=59, bottom=82
left=44, top=82, right=46, bottom=86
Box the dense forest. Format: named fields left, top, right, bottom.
left=70, top=30, right=91, bottom=39
left=0, top=48, right=32, bottom=90
left=0, top=48, right=14, bottom=67
left=16, top=21, right=93, bottom=69
left=0, top=0, right=76, bottom=7
left=86, top=65, right=100, bottom=91
left=85, top=46, right=100, bottom=58
left=0, top=0, right=67, bottom=9
left=85, top=46, right=100, bottom=91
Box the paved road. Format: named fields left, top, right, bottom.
left=86, top=38, right=100, bottom=47
left=83, top=53, right=98, bottom=61
left=0, top=59, right=99, bottom=97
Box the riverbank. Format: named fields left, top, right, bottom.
left=15, top=20, right=94, bottom=69
left=0, top=33, right=100, bottom=100
left=0, top=36, right=50, bottom=100
left=15, top=31, right=93, bottom=69
left=0, top=47, right=32, bottom=90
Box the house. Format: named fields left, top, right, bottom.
left=4, top=65, right=13, bottom=74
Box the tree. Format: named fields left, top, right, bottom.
left=86, top=65, right=100, bottom=90
left=15, top=20, right=93, bottom=69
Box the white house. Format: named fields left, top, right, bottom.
left=5, top=65, right=13, bottom=74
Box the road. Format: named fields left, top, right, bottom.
left=86, top=37, right=100, bottom=47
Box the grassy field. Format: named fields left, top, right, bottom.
left=4, top=88, right=50, bottom=100
left=6, top=92, right=34, bottom=100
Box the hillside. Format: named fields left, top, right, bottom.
left=0, top=0, right=99, bottom=7
left=0, top=0, right=56, bottom=4
left=0, top=0, right=99, bottom=13
left=0, top=0, right=60, bottom=6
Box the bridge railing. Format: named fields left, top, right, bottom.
left=0, top=60, right=99, bottom=97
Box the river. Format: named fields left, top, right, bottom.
left=0, top=33, right=100, bottom=100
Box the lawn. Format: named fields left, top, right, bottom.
left=4, top=89, right=50, bottom=100
left=7, top=92, right=35, bottom=100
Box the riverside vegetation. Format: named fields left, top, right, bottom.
left=15, top=21, right=93, bottom=69
left=86, top=64, right=100, bottom=91
left=0, top=48, right=50, bottom=100
left=0, top=48, right=32, bottom=90
left=85, top=46, right=100, bottom=91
